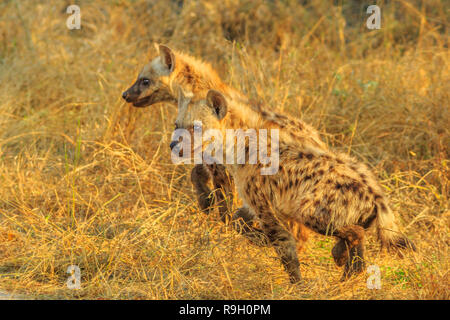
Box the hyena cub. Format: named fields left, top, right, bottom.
left=122, top=44, right=319, bottom=250
left=171, top=89, right=416, bottom=283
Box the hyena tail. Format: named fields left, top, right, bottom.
left=375, top=203, right=416, bottom=252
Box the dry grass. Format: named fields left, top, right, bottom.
left=0, top=0, right=448, bottom=299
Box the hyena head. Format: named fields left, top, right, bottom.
left=170, top=88, right=228, bottom=155
left=122, top=44, right=177, bottom=107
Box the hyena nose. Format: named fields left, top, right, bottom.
left=122, top=91, right=128, bottom=100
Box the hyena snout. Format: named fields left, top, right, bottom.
left=122, top=80, right=143, bottom=102
left=122, top=89, right=138, bottom=103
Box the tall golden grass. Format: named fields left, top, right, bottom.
left=0, top=0, right=448, bottom=299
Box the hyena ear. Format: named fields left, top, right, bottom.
left=206, top=90, right=228, bottom=120
left=177, top=87, right=193, bottom=110
left=159, top=45, right=175, bottom=73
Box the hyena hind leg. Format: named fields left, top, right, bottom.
left=333, top=225, right=366, bottom=281
left=331, top=238, right=349, bottom=267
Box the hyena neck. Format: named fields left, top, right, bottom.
left=161, top=51, right=247, bottom=103
left=163, top=52, right=224, bottom=99
left=222, top=102, right=267, bottom=131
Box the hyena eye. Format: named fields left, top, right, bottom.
left=142, top=78, right=150, bottom=86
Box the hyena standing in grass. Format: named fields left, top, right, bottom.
left=171, top=89, right=416, bottom=283
left=122, top=44, right=326, bottom=250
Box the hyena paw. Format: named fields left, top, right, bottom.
left=283, top=259, right=302, bottom=284
left=289, top=272, right=303, bottom=285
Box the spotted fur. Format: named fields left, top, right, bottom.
left=173, top=90, right=416, bottom=283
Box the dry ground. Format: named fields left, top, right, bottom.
left=0, top=0, right=448, bottom=299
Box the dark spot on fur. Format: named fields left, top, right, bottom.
left=348, top=181, right=361, bottom=192
left=267, top=230, right=278, bottom=241
left=183, top=65, right=195, bottom=85
left=361, top=206, right=378, bottom=229
left=272, top=179, right=279, bottom=188
left=300, top=199, right=309, bottom=207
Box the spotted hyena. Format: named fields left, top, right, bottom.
left=122, top=45, right=326, bottom=250
left=171, top=89, right=416, bottom=283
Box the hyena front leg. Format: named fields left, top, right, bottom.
left=192, top=164, right=270, bottom=247
left=256, top=208, right=302, bottom=284
left=209, top=164, right=235, bottom=222
left=331, top=238, right=349, bottom=267
left=191, top=164, right=213, bottom=214
left=332, top=225, right=366, bottom=280
left=191, top=164, right=234, bottom=219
